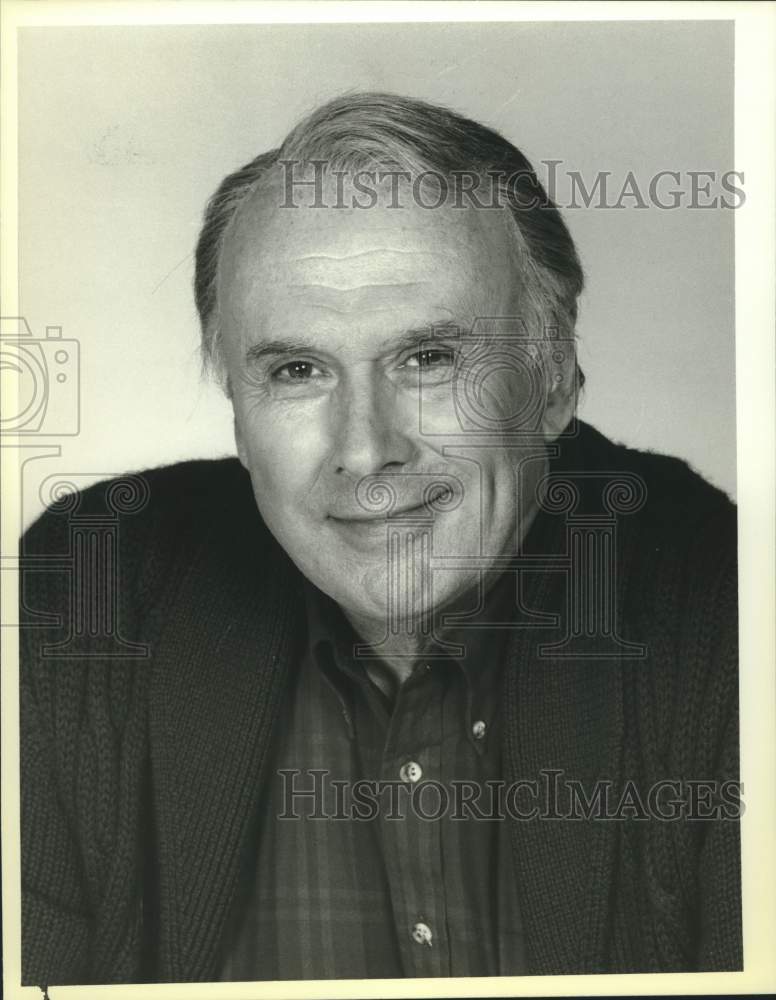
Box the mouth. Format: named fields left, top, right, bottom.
left=328, top=485, right=455, bottom=525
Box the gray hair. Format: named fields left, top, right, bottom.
left=194, top=91, right=585, bottom=388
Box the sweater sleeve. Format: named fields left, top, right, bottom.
left=658, top=499, right=742, bottom=971
left=20, top=507, right=94, bottom=985
left=692, top=541, right=742, bottom=970
left=19, top=478, right=158, bottom=985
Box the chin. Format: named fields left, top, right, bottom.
left=302, top=522, right=486, bottom=623
left=317, top=569, right=427, bottom=627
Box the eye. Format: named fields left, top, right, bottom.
left=403, top=348, right=456, bottom=370
left=272, top=360, right=323, bottom=382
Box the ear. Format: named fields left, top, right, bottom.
left=541, top=345, right=578, bottom=442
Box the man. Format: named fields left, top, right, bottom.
left=20, top=93, right=741, bottom=984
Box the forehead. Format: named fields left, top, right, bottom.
left=217, top=176, right=521, bottom=340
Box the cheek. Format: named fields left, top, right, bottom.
left=417, top=366, right=539, bottom=438
left=449, top=448, right=544, bottom=545
left=415, top=383, right=463, bottom=436
left=471, top=364, right=543, bottom=435
left=237, top=400, right=330, bottom=510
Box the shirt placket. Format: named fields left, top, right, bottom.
left=378, top=663, right=450, bottom=976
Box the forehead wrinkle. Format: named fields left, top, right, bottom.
left=285, top=301, right=408, bottom=317
left=282, top=249, right=457, bottom=289
left=288, top=281, right=428, bottom=292
left=283, top=277, right=440, bottom=317
left=294, top=249, right=440, bottom=262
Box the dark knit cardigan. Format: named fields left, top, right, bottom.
left=19, top=422, right=742, bottom=985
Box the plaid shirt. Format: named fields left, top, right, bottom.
left=218, top=576, right=525, bottom=980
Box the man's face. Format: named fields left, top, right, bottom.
left=218, top=177, right=571, bottom=626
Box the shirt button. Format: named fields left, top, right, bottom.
left=411, top=921, right=433, bottom=946
left=399, top=761, right=423, bottom=783
left=472, top=720, right=487, bottom=741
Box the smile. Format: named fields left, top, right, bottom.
left=328, top=486, right=455, bottom=524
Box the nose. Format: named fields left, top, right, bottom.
left=330, top=371, right=415, bottom=479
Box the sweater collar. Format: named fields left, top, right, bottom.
left=148, top=521, right=305, bottom=982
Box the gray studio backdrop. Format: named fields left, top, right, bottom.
left=17, top=19, right=735, bottom=528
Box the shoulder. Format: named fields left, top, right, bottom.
left=572, top=424, right=739, bottom=765
left=562, top=422, right=737, bottom=691
left=566, top=420, right=736, bottom=562
left=22, top=455, right=264, bottom=556
left=20, top=456, right=277, bottom=640
left=19, top=457, right=278, bottom=755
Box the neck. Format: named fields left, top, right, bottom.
left=342, top=568, right=507, bottom=695
left=341, top=472, right=546, bottom=693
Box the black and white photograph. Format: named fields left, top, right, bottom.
left=2, top=2, right=774, bottom=996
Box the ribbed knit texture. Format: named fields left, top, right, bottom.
left=19, top=422, right=741, bottom=984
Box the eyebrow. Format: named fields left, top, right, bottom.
left=245, top=341, right=316, bottom=365
left=243, top=322, right=463, bottom=365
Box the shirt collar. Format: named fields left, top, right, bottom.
left=302, top=573, right=514, bottom=749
